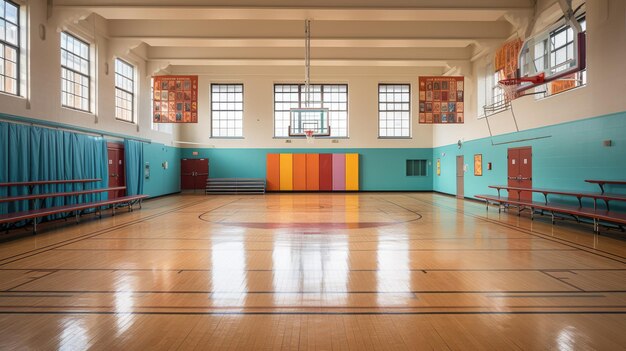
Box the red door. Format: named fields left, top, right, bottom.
left=195, top=159, right=209, bottom=189
left=181, top=159, right=209, bottom=190
left=508, top=147, right=532, bottom=201
left=107, top=143, right=126, bottom=199
left=181, top=159, right=195, bottom=190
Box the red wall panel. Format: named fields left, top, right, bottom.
left=319, top=154, right=333, bottom=191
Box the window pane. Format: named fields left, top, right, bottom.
left=378, top=84, right=410, bottom=138
left=211, top=84, right=244, bottom=137
left=0, top=1, right=19, bottom=95
left=61, top=32, right=90, bottom=111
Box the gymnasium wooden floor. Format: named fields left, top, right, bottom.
left=0, top=193, right=625, bottom=350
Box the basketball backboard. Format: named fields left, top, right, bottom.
left=517, top=16, right=586, bottom=92
left=288, top=108, right=330, bottom=137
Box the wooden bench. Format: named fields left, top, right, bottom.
left=0, top=179, right=101, bottom=194
left=0, top=195, right=149, bottom=233
left=585, top=179, right=626, bottom=194
left=0, top=187, right=126, bottom=205
left=476, top=186, right=626, bottom=232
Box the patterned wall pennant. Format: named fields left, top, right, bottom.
left=418, top=76, right=464, bottom=124
left=153, top=76, right=198, bottom=123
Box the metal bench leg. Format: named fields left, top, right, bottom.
left=139, top=199, right=143, bottom=209
left=551, top=211, right=555, bottom=225
left=112, top=205, right=116, bottom=216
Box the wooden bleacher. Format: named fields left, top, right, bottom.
left=0, top=180, right=148, bottom=234
left=476, top=182, right=626, bottom=233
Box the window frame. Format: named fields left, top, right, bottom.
left=210, top=83, right=244, bottom=139
left=406, top=159, right=428, bottom=177
left=60, top=31, right=92, bottom=113
left=377, top=83, right=411, bottom=139
left=0, top=0, right=20, bottom=96
left=114, top=58, right=135, bottom=123
left=273, top=83, right=349, bottom=138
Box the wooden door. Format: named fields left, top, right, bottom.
left=456, top=156, right=464, bottom=199
left=107, top=144, right=125, bottom=199
left=508, top=147, right=532, bottom=201
left=181, top=159, right=195, bottom=190
left=194, top=159, right=209, bottom=190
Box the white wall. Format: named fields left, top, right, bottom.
left=0, top=0, right=176, bottom=145
left=433, top=0, right=626, bottom=147
left=174, top=65, right=439, bottom=149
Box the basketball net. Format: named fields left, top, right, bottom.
left=305, top=130, right=315, bottom=144
left=498, top=73, right=545, bottom=104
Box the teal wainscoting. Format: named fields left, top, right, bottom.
left=433, top=111, right=626, bottom=209
left=180, top=148, right=433, bottom=191
left=143, top=143, right=181, bottom=197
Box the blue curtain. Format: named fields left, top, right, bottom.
left=124, top=139, right=144, bottom=196
left=0, top=121, right=109, bottom=218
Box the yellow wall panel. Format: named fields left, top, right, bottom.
left=279, top=154, right=293, bottom=191
left=345, top=153, right=359, bottom=191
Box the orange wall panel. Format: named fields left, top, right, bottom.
left=279, top=154, right=293, bottom=191
left=306, top=154, right=320, bottom=191
left=293, top=154, right=307, bottom=191
left=266, top=154, right=280, bottom=191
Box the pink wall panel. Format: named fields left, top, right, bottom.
left=332, top=154, right=346, bottom=191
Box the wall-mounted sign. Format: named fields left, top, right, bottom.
left=153, top=75, right=198, bottom=123
left=418, top=76, right=465, bottom=124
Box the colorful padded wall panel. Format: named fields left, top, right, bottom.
left=418, top=76, right=464, bottom=124
left=345, top=153, right=359, bottom=191
left=332, top=154, right=346, bottom=191
left=279, top=154, right=293, bottom=191
left=267, top=153, right=358, bottom=192
left=152, top=76, right=198, bottom=123
left=293, top=154, right=307, bottom=191
left=306, top=154, right=320, bottom=191
left=266, top=154, right=280, bottom=191
left=319, top=154, right=333, bottom=191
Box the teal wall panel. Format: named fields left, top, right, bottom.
left=433, top=111, right=626, bottom=209
left=143, top=143, right=181, bottom=198
left=180, top=148, right=433, bottom=191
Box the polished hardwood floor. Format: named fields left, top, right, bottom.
left=0, top=193, right=625, bottom=350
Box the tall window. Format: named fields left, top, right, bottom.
left=211, top=84, right=243, bottom=137
left=378, top=84, right=410, bottom=138
left=274, top=84, right=348, bottom=138
left=61, top=32, right=90, bottom=112
left=115, top=59, right=134, bottom=122
left=0, top=0, right=19, bottom=95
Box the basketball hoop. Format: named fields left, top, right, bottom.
left=304, top=130, right=315, bottom=144
left=498, top=73, right=545, bottom=103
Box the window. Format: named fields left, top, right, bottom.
left=378, top=84, right=410, bottom=138
left=480, top=64, right=507, bottom=117
left=0, top=0, right=19, bottom=95
left=211, top=84, right=243, bottom=137
left=61, top=32, right=90, bottom=112
left=274, top=84, right=348, bottom=137
left=115, top=59, right=134, bottom=122
left=406, top=159, right=427, bottom=176
left=534, top=16, right=587, bottom=98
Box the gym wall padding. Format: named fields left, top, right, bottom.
left=293, top=154, right=307, bottom=191
left=279, top=153, right=293, bottom=191
left=319, top=154, right=333, bottom=191
left=306, top=154, right=320, bottom=191
left=332, top=154, right=346, bottom=191
left=266, top=154, right=280, bottom=191
left=345, top=153, right=359, bottom=191
left=267, top=153, right=359, bottom=192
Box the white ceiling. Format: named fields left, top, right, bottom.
left=53, top=0, right=538, bottom=73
